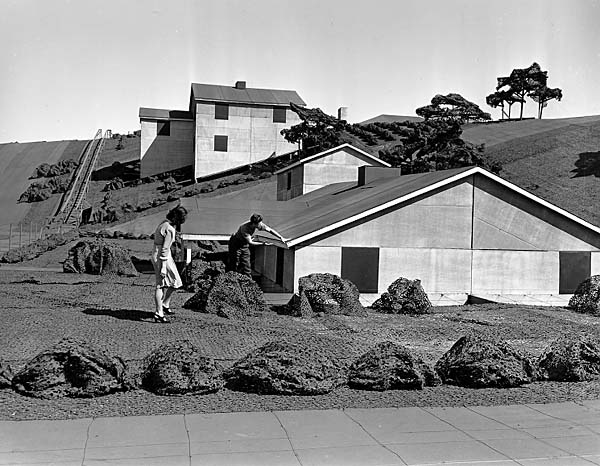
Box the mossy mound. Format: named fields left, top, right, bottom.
left=141, top=340, right=223, bottom=396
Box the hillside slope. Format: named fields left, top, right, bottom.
left=0, top=140, right=89, bottom=226
left=483, top=118, right=600, bottom=227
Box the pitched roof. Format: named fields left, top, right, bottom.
left=180, top=166, right=600, bottom=248
left=179, top=197, right=306, bottom=244
left=190, top=83, right=306, bottom=106
left=360, top=114, right=423, bottom=125
left=139, top=107, right=193, bottom=120
left=274, top=143, right=390, bottom=174
left=279, top=166, right=600, bottom=246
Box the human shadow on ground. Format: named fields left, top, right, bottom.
left=83, top=307, right=153, bottom=322
left=571, top=151, right=600, bottom=178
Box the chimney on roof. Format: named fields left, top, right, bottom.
left=337, top=106, right=348, bottom=121
left=235, top=81, right=246, bottom=90
left=358, top=166, right=402, bottom=186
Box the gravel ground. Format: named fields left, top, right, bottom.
left=1, top=269, right=599, bottom=421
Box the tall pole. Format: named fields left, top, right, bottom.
left=19, top=223, right=22, bottom=248
left=8, top=223, right=12, bottom=251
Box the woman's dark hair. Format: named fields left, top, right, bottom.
left=167, top=206, right=188, bottom=225
left=250, top=213, right=263, bottom=224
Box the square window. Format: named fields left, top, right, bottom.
left=214, top=135, right=228, bottom=152
left=273, top=107, right=287, bottom=123
left=215, top=104, right=229, bottom=120
left=156, top=121, right=170, bottom=136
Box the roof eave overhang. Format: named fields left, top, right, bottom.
left=181, top=234, right=231, bottom=241
left=285, top=166, right=600, bottom=247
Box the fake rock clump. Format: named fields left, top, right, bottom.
left=286, top=273, right=366, bottom=317
left=371, top=277, right=431, bottom=315
left=183, top=271, right=268, bottom=318
left=63, top=239, right=138, bottom=276
left=224, top=340, right=347, bottom=395
left=142, top=340, right=223, bottom=395
left=349, top=341, right=441, bottom=390
left=12, top=337, right=128, bottom=398
left=435, top=332, right=536, bottom=388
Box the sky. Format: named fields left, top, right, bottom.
left=1, top=0, right=599, bottom=143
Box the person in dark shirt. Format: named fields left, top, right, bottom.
left=227, top=213, right=286, bottom=277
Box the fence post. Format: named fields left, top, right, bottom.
left=8, top=223, right=12, bottom=251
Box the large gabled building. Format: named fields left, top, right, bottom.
left=180, top=165, right=600, bottom=302
left=139, top=81, right=305, bottom=179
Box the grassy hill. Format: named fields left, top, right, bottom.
left=476, top=117, right=600, bottom=227
left=0, top=139, right=89, bottom=227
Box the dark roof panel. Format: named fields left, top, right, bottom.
left=191, top=83, right=306, bottom=106
left=139, top=107, right=193, bottom=120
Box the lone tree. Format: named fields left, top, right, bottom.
left=281, top=102, right=348, bottom=156
left=530, top=86, right=563, bottom=119
left=492, top=62, right=561, bottom=119
left=416, top=93, right=491, bottom=124
left=378, top=119, right=501, bottom=174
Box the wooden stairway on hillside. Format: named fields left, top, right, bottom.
left=47, top=129, right=108, bottom=230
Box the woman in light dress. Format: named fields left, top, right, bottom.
left=151, top=205, right=188, bottom=323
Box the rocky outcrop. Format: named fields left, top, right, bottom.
left=0, top=362, right=14, bottom=389
left=63, top=239, right=138, bottom=276
left=224, top=341, right=347, bottom=395
left=285, top=273, right=366, bottom=318
left=349, top=341, right=441, bottom=390
left=11, top=338, right=128, bottom=398
left=184, top=259, right=225, bottom=293
left=538, top=335, right=600, bottom=381
left=569, top=275, right=600, bottom=316
left=183, top=271, right=268, bottom=318
left=371, top=278, right=432, bottom=315
left=435, top=333, right=536, bottom=388
left=141, top=340, right=223, bottom=395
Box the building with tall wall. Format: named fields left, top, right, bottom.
left=139, top=81, right=305, bottom=179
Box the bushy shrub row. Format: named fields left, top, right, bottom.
left=30, top=159, right=78, bottom=179
left=0, top=230, right=80, bottom=263
left=18, top=173, right=73, bottom=203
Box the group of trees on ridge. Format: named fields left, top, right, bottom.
left=486, top=62, right=563, bottom=120
left=281, top=62, right=562, bottom=175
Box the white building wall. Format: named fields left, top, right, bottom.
left=471, top=250, right=559, bottom=294
left=378, top=248, right=472, bottom=294
left=194, top=102, right=300, bottom=179
left=140, top=119, right=195, bottom=177
left=315, top=182, right=473, bottom=249
left=473, top=175, right=600, bottom=250
left=592, top=252, right=600, bottom=276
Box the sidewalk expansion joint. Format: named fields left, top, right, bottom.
left=342, top=408, right=408, bottom=466
left=422, top=406, right=515, bottom=462
left=183, top=413, right=192, bottom=466
left=272, top=411, right=304, bottom=466
left=463, top=405, right=578, bottom=459
left=81, top=417, right=94, bottom=466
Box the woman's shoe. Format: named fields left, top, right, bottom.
left=153, top=313, right=170, bottom=323
left=163, top=306, right=174, bottom=315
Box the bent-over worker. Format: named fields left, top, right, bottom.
left=227, top=213, right=286, bottom=277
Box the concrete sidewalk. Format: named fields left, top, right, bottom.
left=1, top=401, right=599, bottom=466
